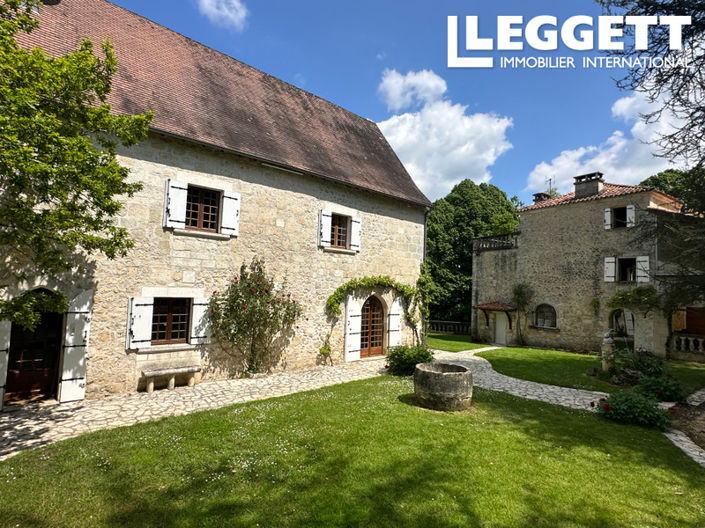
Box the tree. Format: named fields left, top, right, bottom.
left=598, top=0, right=705, bottom=166
left=425, top=180, right=519, bottom=321
left=208, top=258, right=302, bottom=374
left=0, top=0, right=153, bottom=329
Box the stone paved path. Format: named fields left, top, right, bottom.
left=1, top=347, right=704, bottom=469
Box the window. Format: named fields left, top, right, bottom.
left=318, top=209, right=361, bottom=252
left=186, top=186, right=220, bottom=232
left=604, top=205, right=635, bottom=229
left=618, top=258, right=636, bottom=282
left=151, top=298, right=191, bottom=345
left=163, top=179, right=240, bottom=237
left=534, top=304, right=557, bottom=329
left=331, top=214, right=349, bottom=249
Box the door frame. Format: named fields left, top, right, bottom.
left=360, top=295, right=385, bottom=358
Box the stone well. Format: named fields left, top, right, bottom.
left=413, top=362, right=473, bottom=411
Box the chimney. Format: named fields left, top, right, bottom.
left=574, top=172, right=604, bottom=198
left=533, top=192, right=551, bottom=203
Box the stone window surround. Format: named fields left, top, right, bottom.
left=132, top=287, right=205, bottom=354
left=530, top=303, right=559, bottom=330
left=320, top=201, right=360, bottom=254
left=164, top=171, right=240, bottom=240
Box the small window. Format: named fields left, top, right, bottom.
left=186, top=186, right=220, bottom=232
left=331, top=214, right=349, bottom=249
left=613, top=207, right=628, bottom=228
left=618, top=258, right=637, bottom=282
left=151, top=298, right=191, bottom=345
left=535, top=304, right=557, bottom=329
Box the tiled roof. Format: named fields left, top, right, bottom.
left=519, top=183, right=652, bottom=212
left=472, top=302, right=516, bottom=312
left=19, top=0, right=430, bottom=207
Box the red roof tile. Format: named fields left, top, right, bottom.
left=19, top=0, right=430, bottom=207
left=472, top=301, right=516, bottom=312
left=519, top=183, right=654, bottom=212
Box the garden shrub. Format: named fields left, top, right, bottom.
left=209, top=258, right=302, bottom=373
left=387, top=344, right=433, bottom=376
left=593, top=389, right=670, bottom=431
left=612, top=346, right=664, bottom=377
left=636, top=375, right=685, bottom=402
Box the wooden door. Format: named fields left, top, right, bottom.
left=5, top=311, right=63, bottom=403
left=360, top=297, right=384, bottom=357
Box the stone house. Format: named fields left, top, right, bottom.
left=0, top=0, right=430, bottom=408
left=471, top=172, right=705, bottom=362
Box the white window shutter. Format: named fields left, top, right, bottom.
left=0, top=320, right=10, bottom=410
left=388, top=297, right=403, bottom=348
left=163, top=179, right=188, bottom=228
left=636, top=256, right=650, bottom=283
left=626, top=205, right=636, bottom=228
left=126, top=297, right=154, bottom=349
left=319, top=210, right=332, bottom=247
left=350, top=217, right=361, bottom=252
left=604, top=208, right=612, bottom=230
left=189, top=297, right=210, bottom=345
left=345, top=295, right=361, bottom=361
left=624, top=310, right=635, bottom=336
left=604, top=257, right=616, bottom=282
left=220, top=191, right=241, bottom=237
left=58, top=290, right=94, bottom=403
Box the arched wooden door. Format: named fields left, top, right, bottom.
left=5, top=292, right=63, bottom=403
left=360, top=296, right=384, bottom=357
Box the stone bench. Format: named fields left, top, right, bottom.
left=142, top=365, right=201, bottom=393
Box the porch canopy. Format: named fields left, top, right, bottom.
left=473, top=301, right=517, bottom=329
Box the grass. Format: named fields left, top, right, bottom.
left=426, top=333, right=487, bottom=352
left=477, top=347, right=705, bottom=396
left=1, top=377, right=705, bottom=527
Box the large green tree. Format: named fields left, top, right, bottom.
left=0, top=0, right=152, bottom=328
left=426, top=180, right=519, bottom=322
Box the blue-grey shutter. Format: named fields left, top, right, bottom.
left=604, top=257, right=616, bottom=282
left=604, top=208, right=612, bottom=230
left=626, top=205, right=636, bottom=228
left=636, top=256, right=650, bottom=283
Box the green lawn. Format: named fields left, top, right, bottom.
left=1, top=377, right=704, bottom=527
left=477, top=347, right=705, bottom=396
left=426, top=333, right=487, bottom=352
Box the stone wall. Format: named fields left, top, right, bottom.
left=5, top=133, right=426, bottom=398
left=472, top=193, right=667, bottom=355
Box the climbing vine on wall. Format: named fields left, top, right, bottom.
left=325, top=276, right=415, bottom=316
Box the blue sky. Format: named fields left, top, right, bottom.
left=106, top=0, right=676, bottom=203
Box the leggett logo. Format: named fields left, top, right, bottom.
left=448, top=15, right=692, bottom=69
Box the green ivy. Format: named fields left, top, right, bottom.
left=608, top=285, right=660, bottom=314
left=325, top=276, right=416, bottom=316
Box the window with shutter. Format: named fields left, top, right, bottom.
left=151, top=298, right=191, bottom=345
left=126, top=297, right=154, bottom=349
left=388, top=297, right=402, bottom=347
left=626, top=205, right=636, bottom=227
left=58, top=289, right=93, bottom=403
left=613, top=207, right=628, bottom=228
left=345, top=295, right=361, bottom=362
left=604, top=208, right=612, bottom=230
left=220, top=191, right=241, bottom=237
left=331, top=214, right=349, bottom=248
left=189, top=298, right=210, bottom=345
left=319, top=210, right=332, bottom=247
left=186, top=186, right=220, bottom=232
left=618, top=258, right=637, bottom=282
left=636, top=256, right=650, bottom=283
left=164, top=179, right=188, bottom=228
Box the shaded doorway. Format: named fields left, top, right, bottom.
left=5, top=292, right=64, bottom=403
left=360, top=296, right=384, bottom=357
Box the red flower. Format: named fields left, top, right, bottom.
left=266, top=300, right=270, bottom=304
left=234, top=276, right=238, bottom=280
left=243, top=305, right=247, bottom=310
left=656, top=390, right=663, bottom=396
left=305, top=318, right=309, bottom=321
left=602, top=403, right=611, bottom=411
left=292, top=300, right=296, bottom=304
left=287, top=293, right=291, bottom=297
left=277, top=299, right=281, bottom=304
left=265, top=289, right=269, bottom=293
left=210, top=308, right=214, bottom=313
left=296, top=326, right=299, bottom=329
left=251, top=288, right=257, bottom=293
left=384, top=364, right=389, bottom=369
left=599, top=398, right=606, bottom=402
left=212, top=290, right=217, bottom=295
left=590, top=401, right=595, bottom=408
left=669, top=407, right=677, bottom=414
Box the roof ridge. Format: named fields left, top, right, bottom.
left=98, top=0, right=376, bottom=126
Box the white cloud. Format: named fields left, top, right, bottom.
left=378, top=69, right=513, bottom=201
left=378, top=69, right=447, bottom=112
left=526, top=92, right=684, bottom=194
left=197, top=0, right=248, bottom=32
